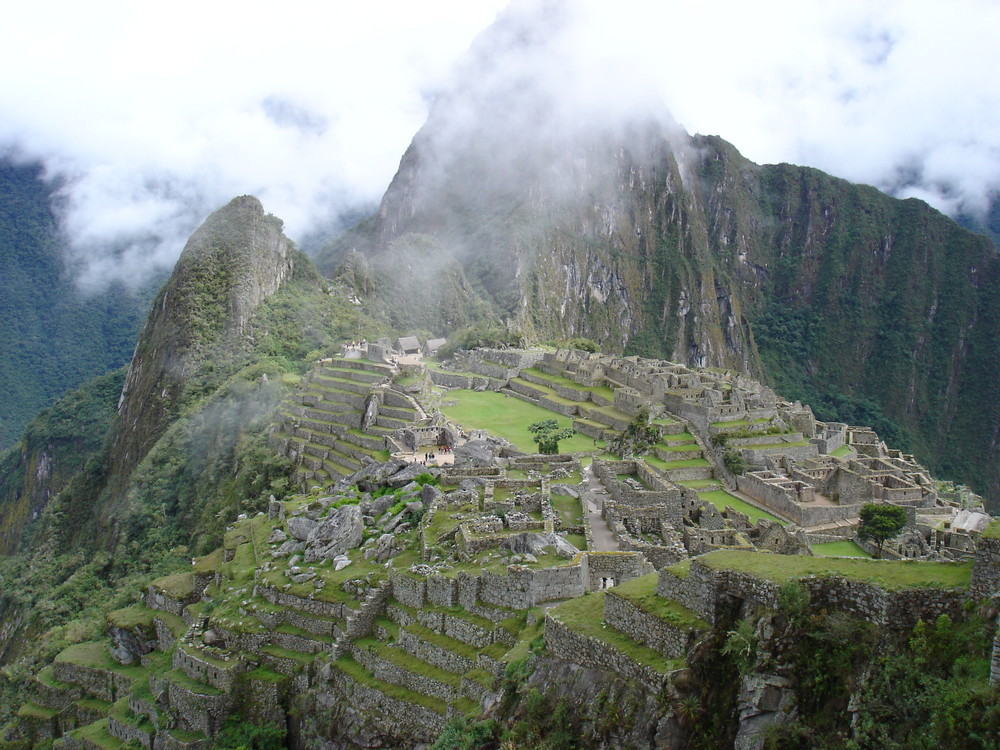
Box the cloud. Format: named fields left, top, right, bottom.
left=0, top=0, right=996, bottom=289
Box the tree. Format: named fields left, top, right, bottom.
left=527, top=419, right=575, bottom=455
left=857, top=503, right=907, bottom=558
left=607, top=407, right=659, bottom=457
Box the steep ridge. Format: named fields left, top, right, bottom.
left=108, top=195, right=297, bottom=497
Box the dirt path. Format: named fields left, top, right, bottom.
left=582, top=465, right=620, bottom=552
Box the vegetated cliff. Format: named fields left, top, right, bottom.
left=0, top=196, right=379, bottom=716
left=106, top=195, right=297, bottom=499
left=317, top=5, right=1000, bottom=507
left=0, top=160, right=156, bottom=451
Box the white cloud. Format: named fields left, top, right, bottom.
left=0, top=0, right=996, bottom=288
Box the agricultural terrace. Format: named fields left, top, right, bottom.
left=694, top=550, right=973, bottom=590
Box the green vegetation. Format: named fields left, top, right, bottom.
left=527, top=419, right=575, bottom=455
left=548, top=592, right=682, bottom=674
left=697, top=490, right=785, bottom=525
left=858, top=503, right=908, bottom=558
left=811, top=540, right=871, bottom=558
left=440, top=390, right=594, bottom=453
left=211, top=716, right=286, bottom=748
left=697, top=550, right=972, bottom=589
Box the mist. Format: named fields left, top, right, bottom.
left=1, top=0, right=997, bottom=290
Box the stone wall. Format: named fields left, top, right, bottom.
left=397, top=628, right=476, bottom=674
left=258, top=584, right=348, bottom=620
left=543, top=614, right=672, bottom=691
left=324, top=665, right=447, bottom=740
left=150, top=672, right=233, bottom=736
left=348, top=643, right=457, bottom=702
left=586, top=552, right=653, bottom=590
left=173, top=647, right=245, bottom=693
left=603, top=591, right=698, bottom=658
left=970, top=536, right=1000, bottom=601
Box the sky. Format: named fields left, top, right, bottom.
left=1, top=0, right=997, bottom=288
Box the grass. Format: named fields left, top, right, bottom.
left=150, top=572, right=194, bottom=599
left=696, top=550, right=974, bottom=590
left=440, top=389, right=595, bottom=453
left=643, top=456, right=711, bottom=470
left=551, top=493, right=583, bottom=527
left=332, top=655, right=449, bottom=714
left=981, top=520, right=1000, bottom=540
left=70, top=719, right=125, bottom=749
left=610, top=574, right=708, bottom=629
left=547, top=592, right=682, bottom=674
left=566, top=533, right=587, bottom=550
left=355, top=637, right=461, bottom=686
left=698, top=489, right=785, bottom=525
left=831, top=445, right=854, bottom=458
left=811, top=540, right=871, bottom=558
left=660, top=431, right=695, bottom=442
left=17, top=702, right=59, bottom=719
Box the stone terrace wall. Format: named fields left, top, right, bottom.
left=324, top=665, right=447, bottom=740
left=603, top=591, right=698, bottom=658
left=656, top=558, right=973, bottom=629
left=544, top=614, right=671, bottom=691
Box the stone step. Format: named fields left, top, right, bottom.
left=347, top=639, right=461, bottom=703
left=376, top=414, right=411, bottom=430
left=314, top=374, right=374, bottom=396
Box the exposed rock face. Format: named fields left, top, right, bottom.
left=107, top=196, right=296, bottom=501
left=504, top=532, right=579, bottom=559
left=303, top=505, right=364, bottom=562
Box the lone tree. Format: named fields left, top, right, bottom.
left=527, top=419, right=575, bottom=455
left=857, top=503, right=908, bottom=558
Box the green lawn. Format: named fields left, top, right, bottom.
left=831, top=445, right=854, bottom=458
left=696, top=550, right=973, bottom=590
left=440, top=390, right=595, bottom=453
left=551, top=493, right=583, bottom=527
left=811, top=540, right=871, bottom=558
left=643, top=456, right=710, bottom=470
left=698, top=490, right=785, bottom=525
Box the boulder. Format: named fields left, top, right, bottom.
left=287, top=516, right=318, bottom=541
left=420, top=484, right=443, bottom=504
left=271, top=540, right=305, bottom=559
left=454, top=439, right=501, bottom=468
left=268, top=528, right=288, bottom=544
left=503, top=532, right=579, bottom=559
left=304, top=505, right=364, bottom=562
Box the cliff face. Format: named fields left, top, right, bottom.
left=108, top=195, right=296, bottom=491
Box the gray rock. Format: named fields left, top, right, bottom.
left=304, top=504, right=364, bottom=562
left=333, top=555, right=352, bottom=571
left=290, top=571, right=317, bottom=584
left=375, top=533, right=397, bottom=562
left=420, top=484, right=443, bottom=504
left=268, top=528, right=288, bottom=544
left=271, top=540, right=305, bottom=559
left=384, top=464, right=433, bottom=489
left=109, top=625, right=156, bottom=666
left=503, top=532, right=579, bottom=559
left=454, top=439, right=501, bottom=468
left=287, top=516, right=318, bottom=541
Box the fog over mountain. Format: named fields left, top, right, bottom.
left=1, top=0, right=998, bottom=288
